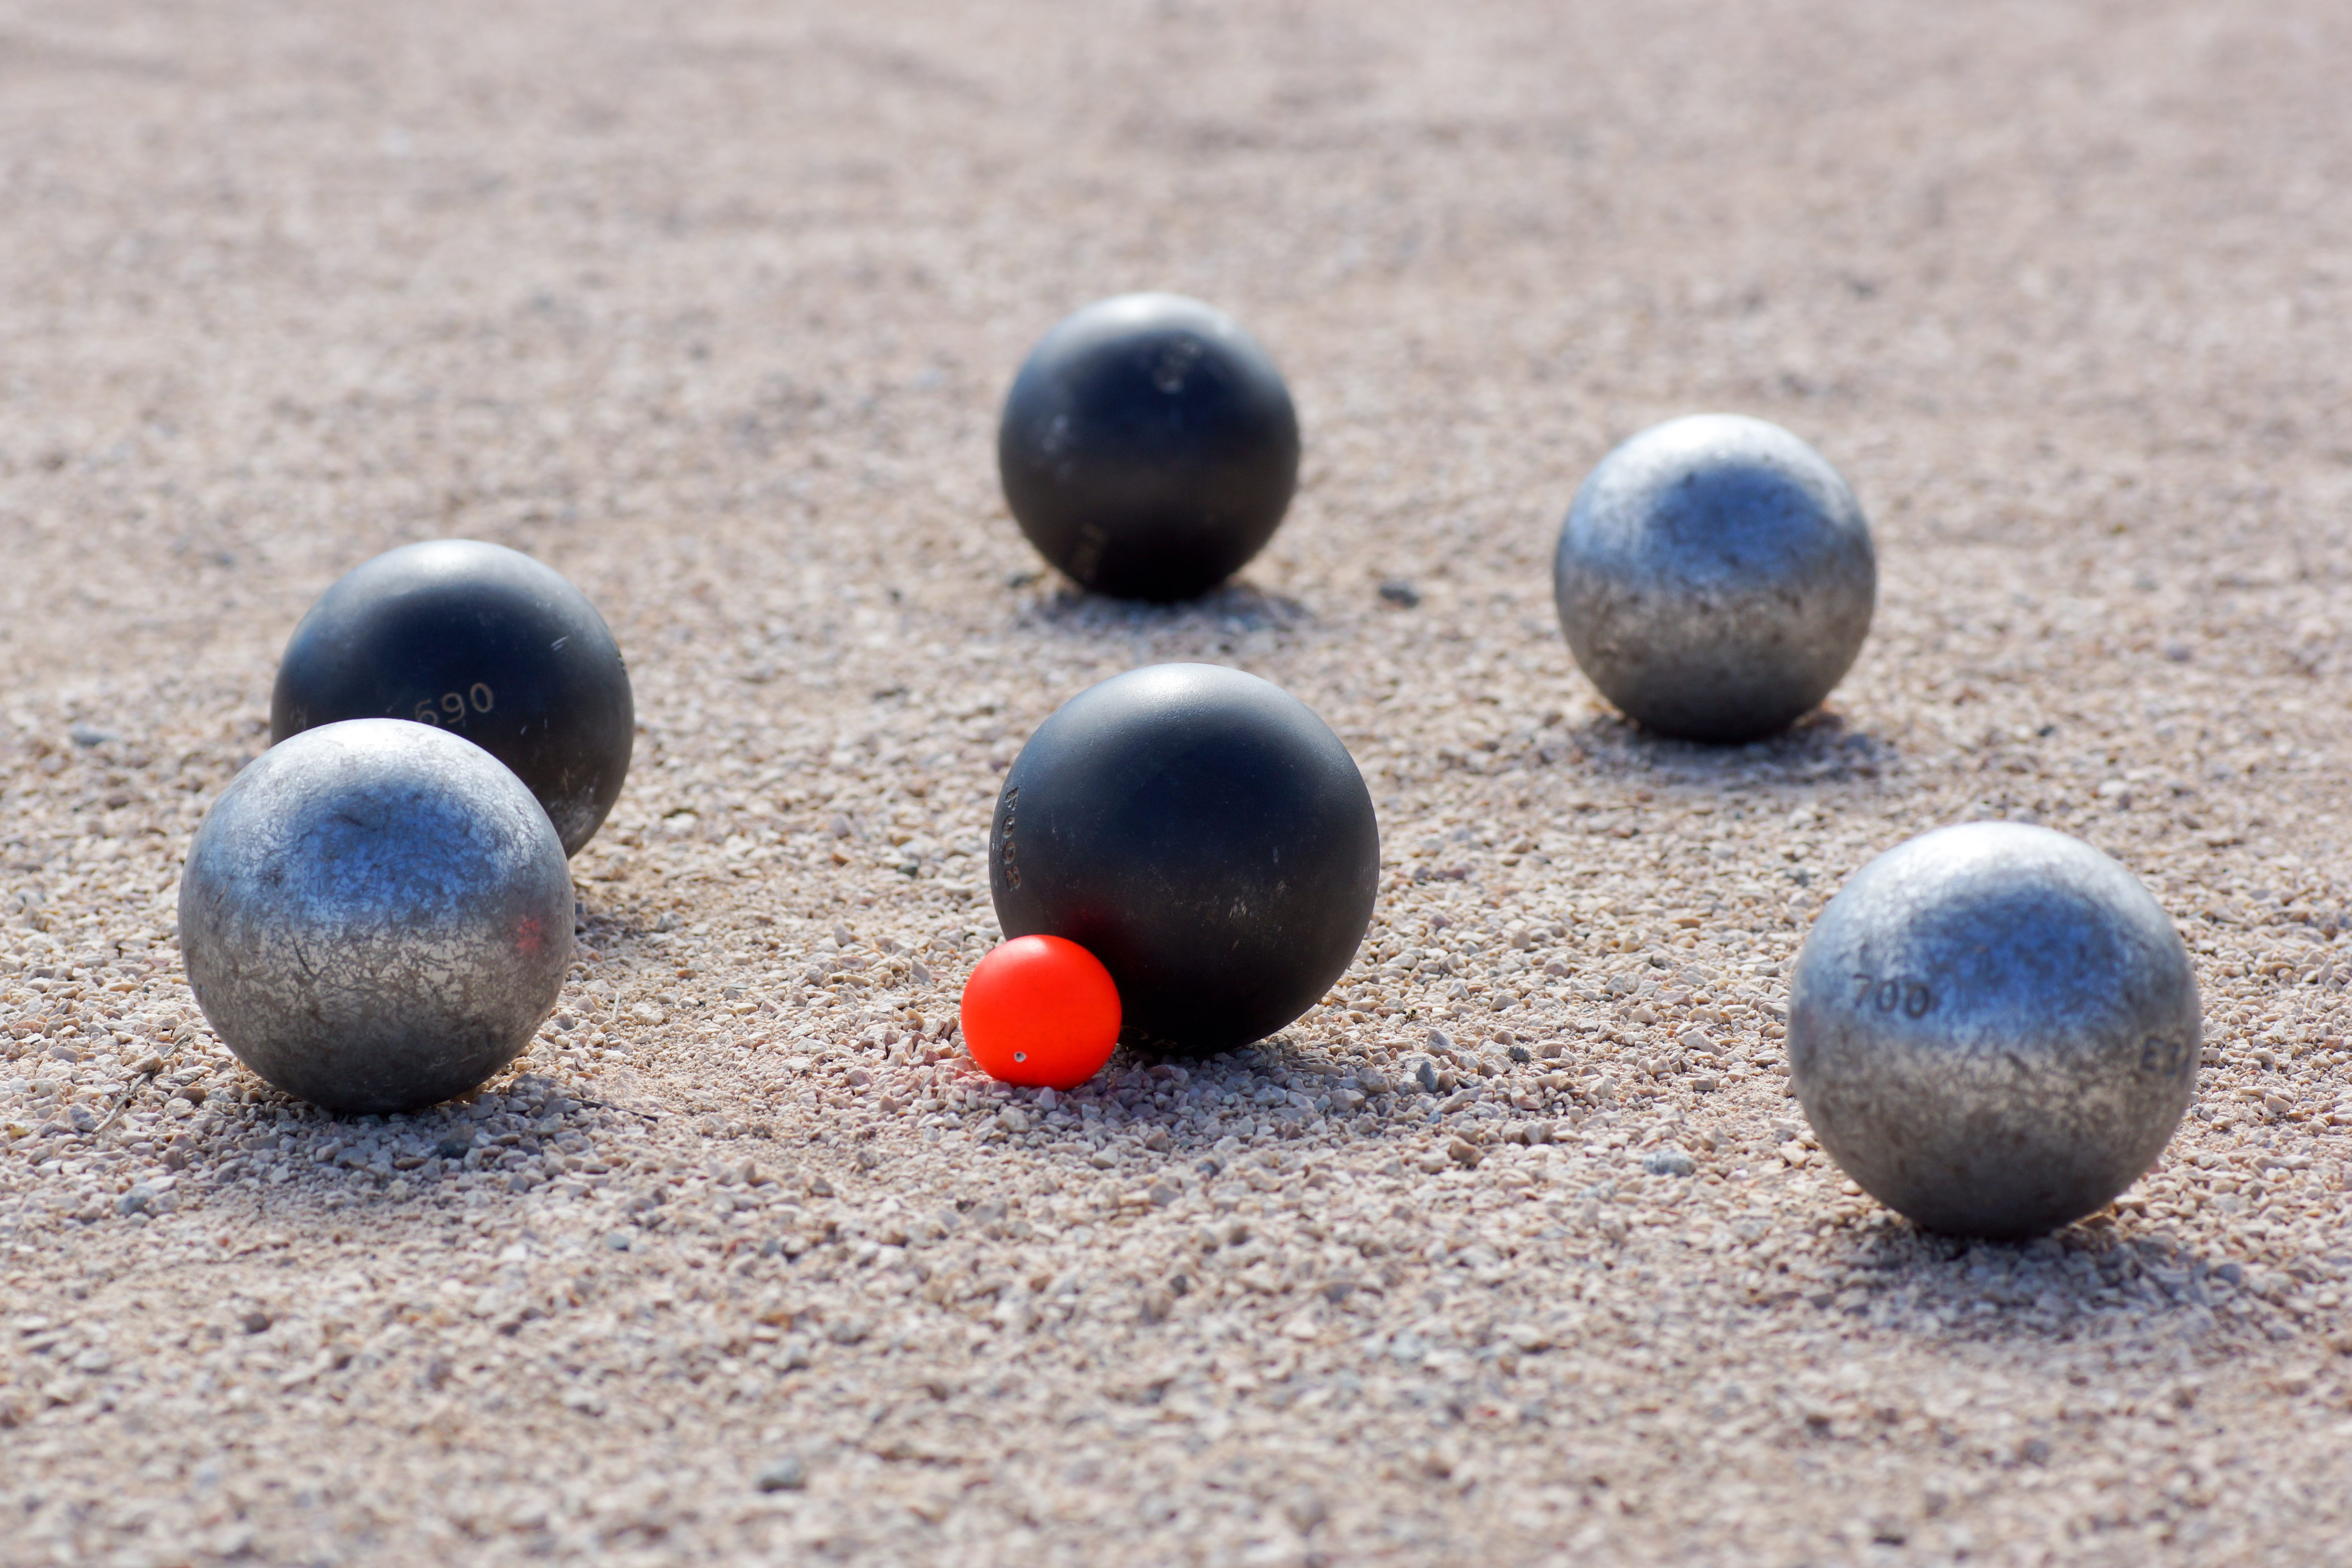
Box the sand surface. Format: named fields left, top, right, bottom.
left=4, top=1, right=2352, bottom=1562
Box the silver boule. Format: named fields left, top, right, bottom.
left=179, top=718, right=573, bottom=1114
left=1787, top=822, right=2199, bottom=1240
left=1553, top=413, right=1876, bottom=742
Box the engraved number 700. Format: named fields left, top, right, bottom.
left=1852, top=972, right=1934, bottom=1018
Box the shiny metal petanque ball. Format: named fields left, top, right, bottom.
left=179, top=719, right=574, bottom=1115
left=1553, top=414, right=1876, bottom=742
left=1787, top=823, right=2200, bottom=1240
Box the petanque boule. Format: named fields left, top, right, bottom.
left=989, top=663, right=1378, bottom=1056
left=179, top=719, right=575, bottom=1115
left=1553, top=413, right=1876, bottom=742
left=1786, top=822, right=2200, bottom=1240
left=271, top=539, right=634, bottom=856
left=997, top=293, right=1300, bottom=602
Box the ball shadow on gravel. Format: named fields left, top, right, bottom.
left=142, top=1068, right=611, bottom=1225
left=1013, top=579, right=1316, bottom=651
left=1798, top=1219, right=2239, bottom=1347
left=1038, top=1039, right=1362, bottom=1178
left=1565, top=707, right=1902, bottom=795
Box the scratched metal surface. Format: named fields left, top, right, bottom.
left=1790, top=823, right=2201, bottom=1239
left=1553, top=414, right=1877, bottom=742
left=180, top=720, right=573, bottom=1113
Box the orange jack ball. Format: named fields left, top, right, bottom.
left=959, top=935, right=1122, bottom=1091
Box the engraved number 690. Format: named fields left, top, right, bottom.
left=414, top=684, right=495, bottom=728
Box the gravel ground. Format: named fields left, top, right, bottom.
left=4, top=1, right=2351, bottom=1563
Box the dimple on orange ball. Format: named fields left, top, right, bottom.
left=959, top=935, right=1122, bottom=1091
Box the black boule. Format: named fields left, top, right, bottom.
left=990, top=663, right=1378, bottom=1056
left=270, top=539, right=633, bottom=856
left=997, top=293, right=1299, bottom=603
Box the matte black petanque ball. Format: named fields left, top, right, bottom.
left=997, top=293, right=1300, bottom=602
left=271, top=539, right=633, bottom=856
left=990, top=664, right=1378, bottom=1056
left=179, top=719, right=575, bottom=1116
left=1553, top=414, right=1876, bottom=742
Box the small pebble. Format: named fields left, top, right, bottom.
left=755, top=1455, right=807, bottom=1493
